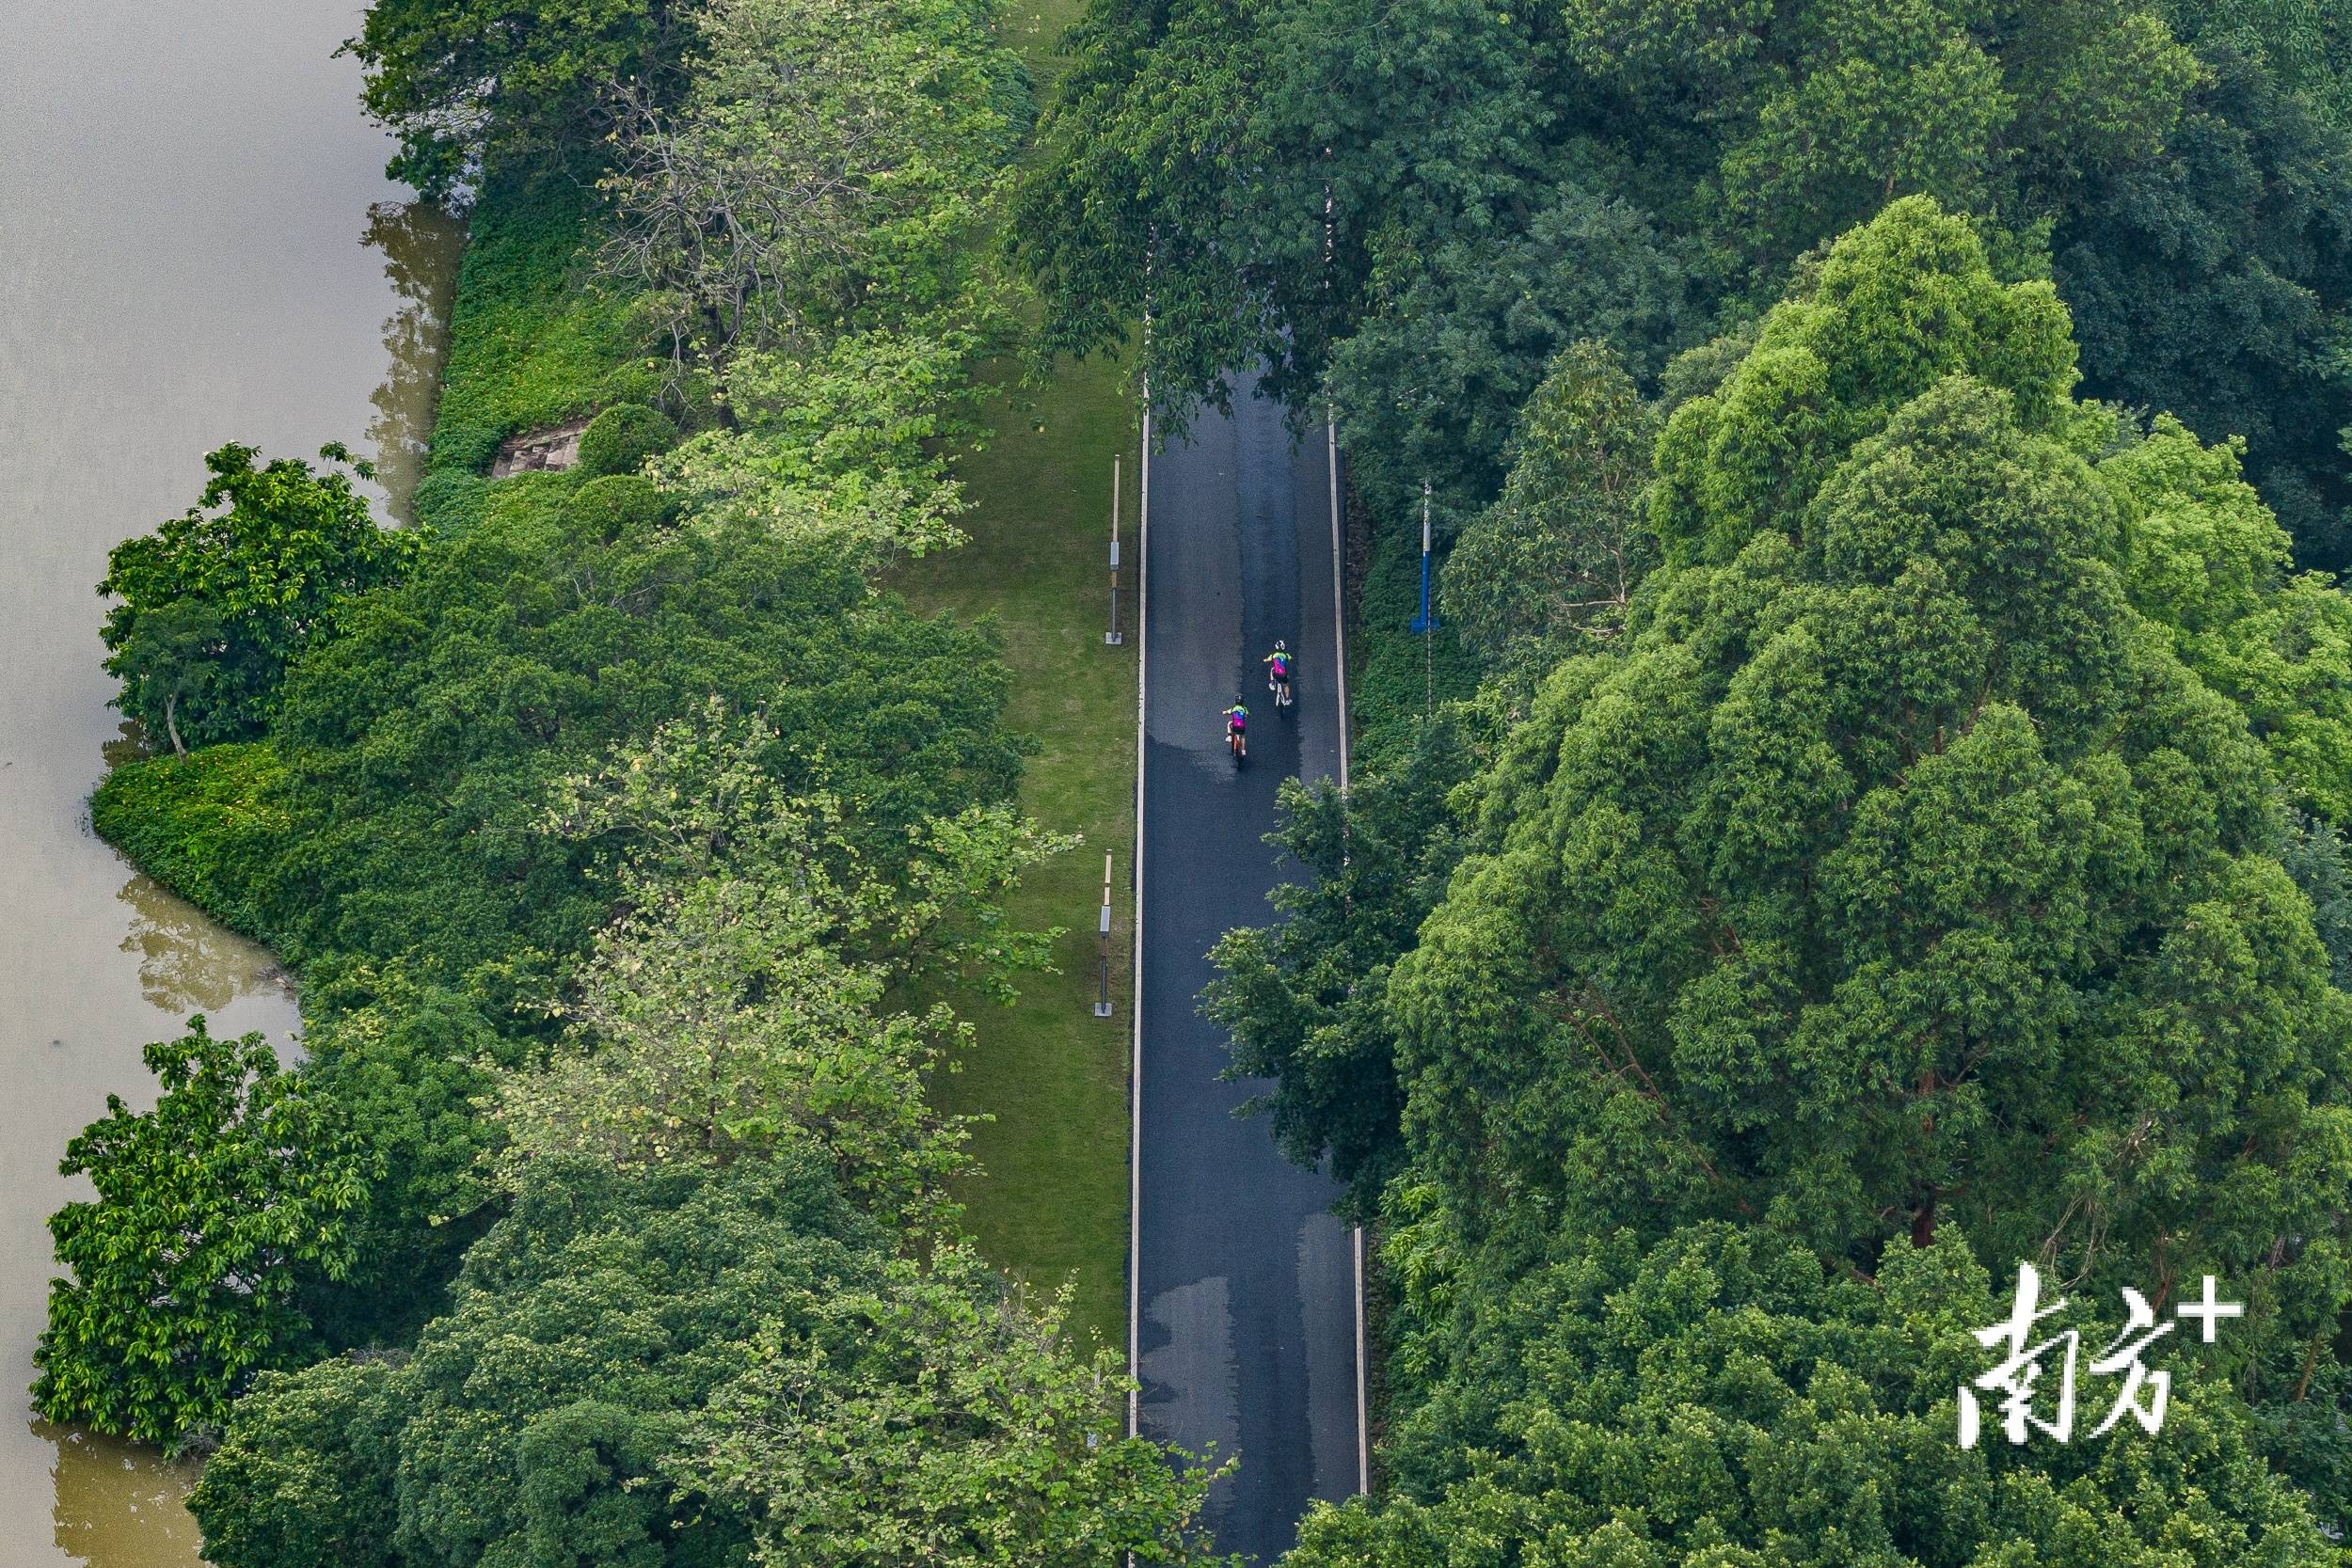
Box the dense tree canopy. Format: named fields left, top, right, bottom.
left=191, top=1158, right=1224, bottom=1568
left=1439, top=341, right=1661, bottom=687
left=191, top=1154, right=882, bottom=1568
left=99, top=443, right=418, bottom=754
left=1025, top=0, right=2352, bottom=571
left=681, top=1244, right=1228, bottom=1567
left=1394, top=199, right=2352, bottom=1326
left=599, top=0, right=1026, bottom=364
left=1214, top=201, right=2352, bottom=1556
left=345, top=0, right=699, bottom=196
left=34, top=1021, right=366, bottom=1449
left=2054, top=48, right=2352, bottom=568
left=1287, top=1223, right=2344, bottom=1568
left=246, top=481, right=1023, bottom=990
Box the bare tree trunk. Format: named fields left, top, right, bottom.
left=164, top=692, right=186, bottom=759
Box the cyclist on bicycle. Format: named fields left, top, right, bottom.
left=1264, top=641, right=1293, bottom=706
left=1223, top=699, right=1249, bottom=760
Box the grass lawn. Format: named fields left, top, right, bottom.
left=890, top=0, right=1139, bottom=1354
left=895, top=360, right=1137, bottom=1355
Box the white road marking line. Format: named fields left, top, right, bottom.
left=1128, top=385, right=1152, bottom=1444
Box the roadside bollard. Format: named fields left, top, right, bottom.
left=1106, top=455, right=1125, bottom=646
left=1094, top=852, right=1116, bottom=1017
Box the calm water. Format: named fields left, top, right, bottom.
left=0, top=3, right=457, bottom=1560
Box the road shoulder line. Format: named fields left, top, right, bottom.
left=1127, top=388, right=1152, bottom=1441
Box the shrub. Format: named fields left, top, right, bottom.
left=407, top=469, right=488, bottom=536
left=563, top=473, right=675, bottom=539
left=575, top=402, right=678, bottom=478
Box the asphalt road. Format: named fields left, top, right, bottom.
left=1135, top=376, right=1359, bottom=1564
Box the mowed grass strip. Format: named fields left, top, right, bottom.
left=891, top=0, right=1139, bottom=1355
left=895, top=358, right=1138, bottom=1355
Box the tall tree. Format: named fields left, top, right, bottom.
left=1439, top=340, right=1661, bottom=684
left=680, top=1244, right=1232, bottom=1567
left=598, top=0, right=1025, bottom=367
left=98, top=443, right=417, bottom=752
left=1386, top=198, right=2352, bottom=1372
left=344, top=0, right=698, bottom=197
left=2054, top=47, right=2352, bottom=568
left=1286, top=1223, right=2345, bottom=1568
left=34, top=1020, right=366, bottom=1449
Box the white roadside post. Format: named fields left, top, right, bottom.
left=1094, top=852, right=1116, bottom=1018
left=1106, top=454, right=1125, bottom=646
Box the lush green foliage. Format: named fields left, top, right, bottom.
left=2097, top=414, right=2352, bottom=821
left=1288, top=1224, right=2343, bottom=1567
left=193, top=1157, right=1227, bottom=1568
left=88, top=743, right=289, bottom=938
left=98, top=443, right=419, bottom=752
left=1439, top=341, right=1661, bottom=689
left=2054, top=49, right=2352, bottom=567
left=34, top=1021, right=366, bottom=1449
left=294, top=969, right=515, bottom=1345
left=1205, top=721, right=1477, bottom=1219
left=681, top=1243, right=1229, bottom=1567
left=598, top=0, right=1027, bottom=360
left=93, top=11, right=1192, bottom=1567
left=230, top=485, right=1023, bottom=990
left=424, top=176, right=663, bottom=480
left=1400, top=198, right=2352, bottom=1323
left=1025, top=0, right=2352, bottom=579
left=574, top=401, right=679, bottom=477
left=2163, top=0, right=2352, bottom=128
left=192, top=1154, right=882, bottom=1568
left=345, top=0, right=698, bottom=196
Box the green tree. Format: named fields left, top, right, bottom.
left=679, top=1243, right=1232, bottom=1568
left=295, top=969, right=516, bottom=1346
left=501, top=705, right=1067, bottom=1222
left=2163, top=0, right=2352, bottom=128
left=237, top=486, right=1022, bottom=990
left=107, top=598, right=225, bottom=758
left=2097, top=412, right=2352, bottom=824
left=598, top=0, right=1026, bottom=366
left=187, top=1354, right=403, bottom=1568
left=1021, top=0, right=2199, bottom=430
left=1205, top=719, right=1479, bottom=1219
left=1327, top=180, right=1692, bottom=531
left=98, top=442, right=417, bottom=752
left=653, top=327, right=993, bottom=564
left=1287, top=1222, right=2344, bottom=1568
left=574, top=402, right=679, bottom=479
left=1383, top=199, right=2352, bottom=1382
left=2053, top=48, right=2352, bottom=568
left=343, top=0, right=698, bottom=198
left=34, top=1020, right=366, bottom=1449
left=190, top=1155, right=887, bottom=1568
left=496, top=869, right=977, bottom=1224
left=1439, top=341, right=1661, bottom=685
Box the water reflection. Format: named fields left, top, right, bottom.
left=361, top=200, right=465, bottom=523
left=39, top=1424, right=203, bottom=1568
left=114, top=874, right=294, bottom=1018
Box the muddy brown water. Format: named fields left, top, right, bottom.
left=0, top=3, right=457, bottom=1560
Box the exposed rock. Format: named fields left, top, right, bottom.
left=489, top=414, right=596, bottom=478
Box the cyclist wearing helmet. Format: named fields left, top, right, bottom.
left=1264, top=641, right=1293, bottom=706
left=1223, top=699, right=1249, bottom=761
